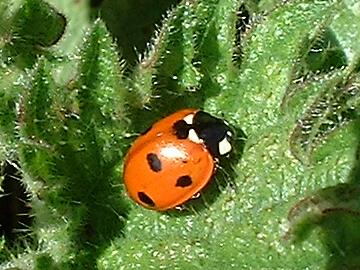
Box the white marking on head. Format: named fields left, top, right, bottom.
left=188, top=129, right=203, bottom=144
left=183, top=114, right=194, bottom=125
left=191, top=192, right=201, bottom=199
left=218, top=137, right=232, bottom=155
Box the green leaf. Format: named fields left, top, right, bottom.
left=17, top=19, right=129, bottom=269
left=0, top=64, right=22, bottom=156
left=2, top=0, right=66, bottom=68
left=288, top=183, right=360, bottom=268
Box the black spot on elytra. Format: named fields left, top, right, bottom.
left=173, top=120, right=190, bottom=139
left=147, top=153, right=162, bottom=172
left=138, top=192, right=155, bottom=207
left=176, top=175, right=193, bottom=187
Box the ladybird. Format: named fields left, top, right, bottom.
left=123, top=109, right=233, bottom=211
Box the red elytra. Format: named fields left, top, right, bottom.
left=124, top=109, right=215, bottom=211
left=123, top=109, right=232, bottom=211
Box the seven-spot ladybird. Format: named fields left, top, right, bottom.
left=123, top=109, right=233, bottom=211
